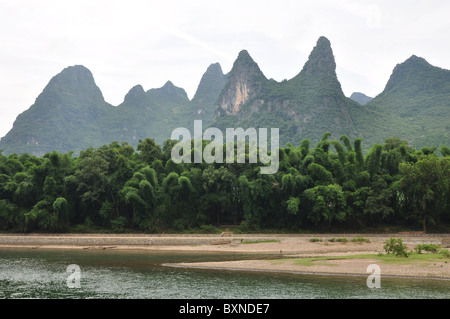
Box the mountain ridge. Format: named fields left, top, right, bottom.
left=1, top=37, right=449, bottom=156
left=365, top=53, right=450, bottom=148
left=212, top=36, right=369, bottom=147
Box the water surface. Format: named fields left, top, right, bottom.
left=0, top=248, right=448, bottom=299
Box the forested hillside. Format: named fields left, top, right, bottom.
left=1, top=135, right=448, bottom=233
left=0, top=64, right=222, bottom=156
left=365, top=55, right=450, bottom=149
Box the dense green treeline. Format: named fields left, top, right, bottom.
left=0, top=134, right=449, bottom=233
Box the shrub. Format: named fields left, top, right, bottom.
left=439, top=248, right=450, bottom=257
left=309, top=238, right=322, bottom=242
left=415, top=243, right=440, bottom=254
left=199, top=224, right=219, bottom=234
left=384, top=237, right=408, bottom=257
left=111, top=216, right=127, bottom=233
left=327, top=237, right=347, bottom=242
left=351, top=237, right=371, bottom=243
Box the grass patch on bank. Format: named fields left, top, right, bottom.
left=351, top=237, right=371, bottom=243
left=282, top=252, right=450, bottom=267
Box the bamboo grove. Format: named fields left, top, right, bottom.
left=0, top=133, right=449, bottom=233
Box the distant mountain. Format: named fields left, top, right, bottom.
left=189, top=63, right=228, bottom=126
left=350, top=92, right=373, bottom=105
left=0, top=64, right=225, bottom=156
left=366, top=55, right=450, bottom=148
left=0, top=36, right=449, bottom=156
left=109, top=80, right=190, bottom=146
left=212, top=36, right=380, bottom=147
left=0, top=65, right=113, bottom=156
left=211, top=38, right=449, bottom=149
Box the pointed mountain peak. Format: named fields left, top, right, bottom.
left=163, top=80, right=175, bottom=88
left=204, top=62, right=224, bottom=76
left=191, top=63, right=228, bottom=120
left=404, top=54, right=428, bottom=64
left=158, top=80, right=181, bottom=94
left=123, top=84, right=146, bottom=105
left=148, top=80, right=189, bottom=102
left=193, top=63, right=226, bottom=100
left=215, top=50, right=267, bottom=116
left=391, top=55, right=431, bottom=73
left=229, top=50, right=266, bottom=81
left=38, top=64, right=105, bottom=104
left=237, top=49, right=251, bottom=60
left=60, top=64, right=94, bottom=78
left=161, top=80, right=188, bottom=97
left=382, top=55, right=449, bottom=94
left=49, top=65, right=97, bottom=89
left=234, top=49, right=255, bottom=64
left=390, top=55, right=431, bottom=74
left=301, top=36, right=336, bottom=76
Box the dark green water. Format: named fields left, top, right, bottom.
left=0, top=248, right=448, bottom=299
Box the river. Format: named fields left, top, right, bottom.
left=0, top=248, right=448, bottom=299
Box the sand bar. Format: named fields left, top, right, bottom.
left=1, top=233, right=449, bottom=279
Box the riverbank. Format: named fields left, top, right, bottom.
left=162, top=234, right=450, bottom=280
left=1, top=233, right=449, bottom=279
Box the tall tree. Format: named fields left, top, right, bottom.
left=399, top=155, right=450, bottom=232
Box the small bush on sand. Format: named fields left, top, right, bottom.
left=415, top=243, right=440, bottom=254
left=351, top=237, right=370, bottom=243
left=439, top=248, right=450, bottom=257
left=384, top=238, right=408, bottom=257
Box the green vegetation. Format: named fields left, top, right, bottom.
left=414, top=243, right=440, bottom=254
left=440, top=249, right=450, bottom=257
left=2, top=37, right=449, bottom=159
left=214, top=38, right=450, bottom=154
left=366, top=55, right=450, bottom=150
left=328, top=238, right=348, bottom=243
left=383, top=238, right=409, bottom=257
left=0, top=65, right=222, bottom=156
left=0, top=133, right=449, bottom=234
left=351, top=237, right=371, bottom=243
left=285, top=250, right=450, bottom=267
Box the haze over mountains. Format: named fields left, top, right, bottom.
left=0, top=36, right=449, bottom=156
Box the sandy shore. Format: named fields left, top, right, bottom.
left=1, top=233, right=449, bottom=279
left=162, top=235, right=450, bottom=280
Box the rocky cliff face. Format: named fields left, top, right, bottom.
left=215, top=50, right=268, bottom=117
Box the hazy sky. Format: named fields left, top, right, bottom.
left=1, top=0, right=449, bottom=138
